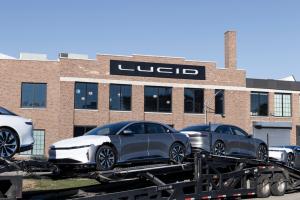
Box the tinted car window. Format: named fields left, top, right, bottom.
left=231, top=126, right=248, bottom=137
left=0, top=107, right=17, bottom=116
left=215, top=126, right=232, bottom=134
left=85, top=122, right=129, bottom=136
left=181, top=125, right=210, bottom=132
left=145, top=123, right=166, bottom=134
left=125, top=123, right=145, bottom=134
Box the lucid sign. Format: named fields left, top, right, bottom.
left=110, top=60, right=205, bottom=80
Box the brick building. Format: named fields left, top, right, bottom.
left=0, top=31, right=299, bottom=157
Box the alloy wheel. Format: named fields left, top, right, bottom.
left=98, top=147, right=115, bottom=170
left=0, top=129, right=18, bottom=158
left=170, top=143, right=185, bottom=163
left=213, top=141, right=225, bottom=156
left=257, top=145, right=268, bottom=161
left=287, top=153, right=295, bottom=168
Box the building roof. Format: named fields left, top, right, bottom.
left=0, top=53, right=16, bottom=60
left=246, top=78, right=300, bottom=91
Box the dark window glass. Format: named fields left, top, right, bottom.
left=109, top=84, right=132, bottom=111
left=144, top=86, right=172, bottom=112
left=251, top=92, right=268, bottom=116
left=0, top=107, right=17, bottom=116
left=181, top=125, right=210, bottom=132
left=184, top=88, right=204, bottom=113
left=124, top=123, right=144, bottom=134
left=74, top=82, right=98, bottom=109
left=85, top=121, right=130, bottom=136
left=231, top=126, right=248, bottom=137
left=215, top=89, right=224, bottom=115
left=145, top=123, right=166, bottom=134
left=21, top=83, right=47, bottom=108
left=74, top=126, right=97, bottom=137
left=215, top=126, right=232, bottom=134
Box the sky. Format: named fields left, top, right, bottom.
left=0, top=0, right=299, bottom=80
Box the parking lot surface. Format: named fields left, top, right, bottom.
left=251, top=192, right=300, bottom=199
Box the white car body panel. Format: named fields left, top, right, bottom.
left=0, top=115, right=34, bottom=150
left=269, top=149, right=287, bottom=163
left=49, top=135, right=111, bottom=164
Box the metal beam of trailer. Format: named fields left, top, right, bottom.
left=2, top=152, right=300, bottom=199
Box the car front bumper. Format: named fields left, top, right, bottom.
left=48, top=145, right=97, bottom=164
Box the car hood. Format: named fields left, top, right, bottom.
left=51, top=135, right=111, bottom=148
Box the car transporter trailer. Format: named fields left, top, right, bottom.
left=1, top=151, right=300, bottom=200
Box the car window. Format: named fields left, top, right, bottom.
left=231, top=126, right=248, bottom=137
left=215, top=126, right=232, bottom=134
left=145, top=123, right=166, bottom=134
left=180, top=125, right=210, bottom=132
left=125, top=123, right=145, bottom=134
left=0, top=107, right=17, bottom=116
left=85, top=121, right=130, bottom=136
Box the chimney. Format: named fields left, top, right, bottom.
left=224, top=31, right=237, bottom=69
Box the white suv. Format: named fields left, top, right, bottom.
left=0, top=107, right=34, bottom=158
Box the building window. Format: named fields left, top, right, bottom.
left=74, top=126, right=97, bottom=137
left=144, top=86, right=172, bottom=112
left=21, top=83, right=47, bottom=108
left=274, top=93, right=291, bottom=117
left=74, top=82, right=98, bottom=109
left=251, top=92, right=268, bottom=116
left=21, top=130, right=45, bottom=156
left=184, top=88, right=204, bottom=113
left=110, top=84, right=132, bottom=111
left=215, top=89, right=224, bottom=114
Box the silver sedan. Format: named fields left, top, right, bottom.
left=49, top=121, right=191, bottom=171
left=180, top=124, right=268, bottom=161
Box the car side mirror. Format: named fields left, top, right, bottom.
left=122, top=129, right=134, bottom=135
left=247, top=135, right=253, bottom=138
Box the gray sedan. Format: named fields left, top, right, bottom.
left=49, top=121, right=191, bottom=171
left=180, top=124, right=268, bottom=161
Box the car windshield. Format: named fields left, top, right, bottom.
left=180, top=125, right=210, bottom=132
left=0, top=107, right=17, bottom=116
left=85, top=121, right=131, bottom=136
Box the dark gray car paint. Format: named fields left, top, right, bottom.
left=181, top=124, right=266, bottom=158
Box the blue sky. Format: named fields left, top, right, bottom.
left=0, top=0, right=299, bottom=79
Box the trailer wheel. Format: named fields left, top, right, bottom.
left=287, top=153, right=295, bottom=168
left=271, top=173, right=286, bottom=196
left=257, top=175, right=271, bottom=198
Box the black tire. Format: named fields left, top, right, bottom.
left=0, top=127, right=19, bottom=159
left=271, top=173, right=286, bottom=196
left=287, top=153, right=295, bottom=168
left=257, top=175, right=271, bottom=198
left=96, top=145, right=117, bottom=171
left=257, top=144, right=268, bottom=161
left=169, top=142, right=185, bottom=164
left=213, top=141, right=226, bottom=156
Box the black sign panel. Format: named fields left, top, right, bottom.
left=110, top=60, right=205, bottom=80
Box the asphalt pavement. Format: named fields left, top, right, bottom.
left=250, top=192, right=300, bottom=200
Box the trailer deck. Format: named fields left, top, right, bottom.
left=1, top=152, right=300, bottom=199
